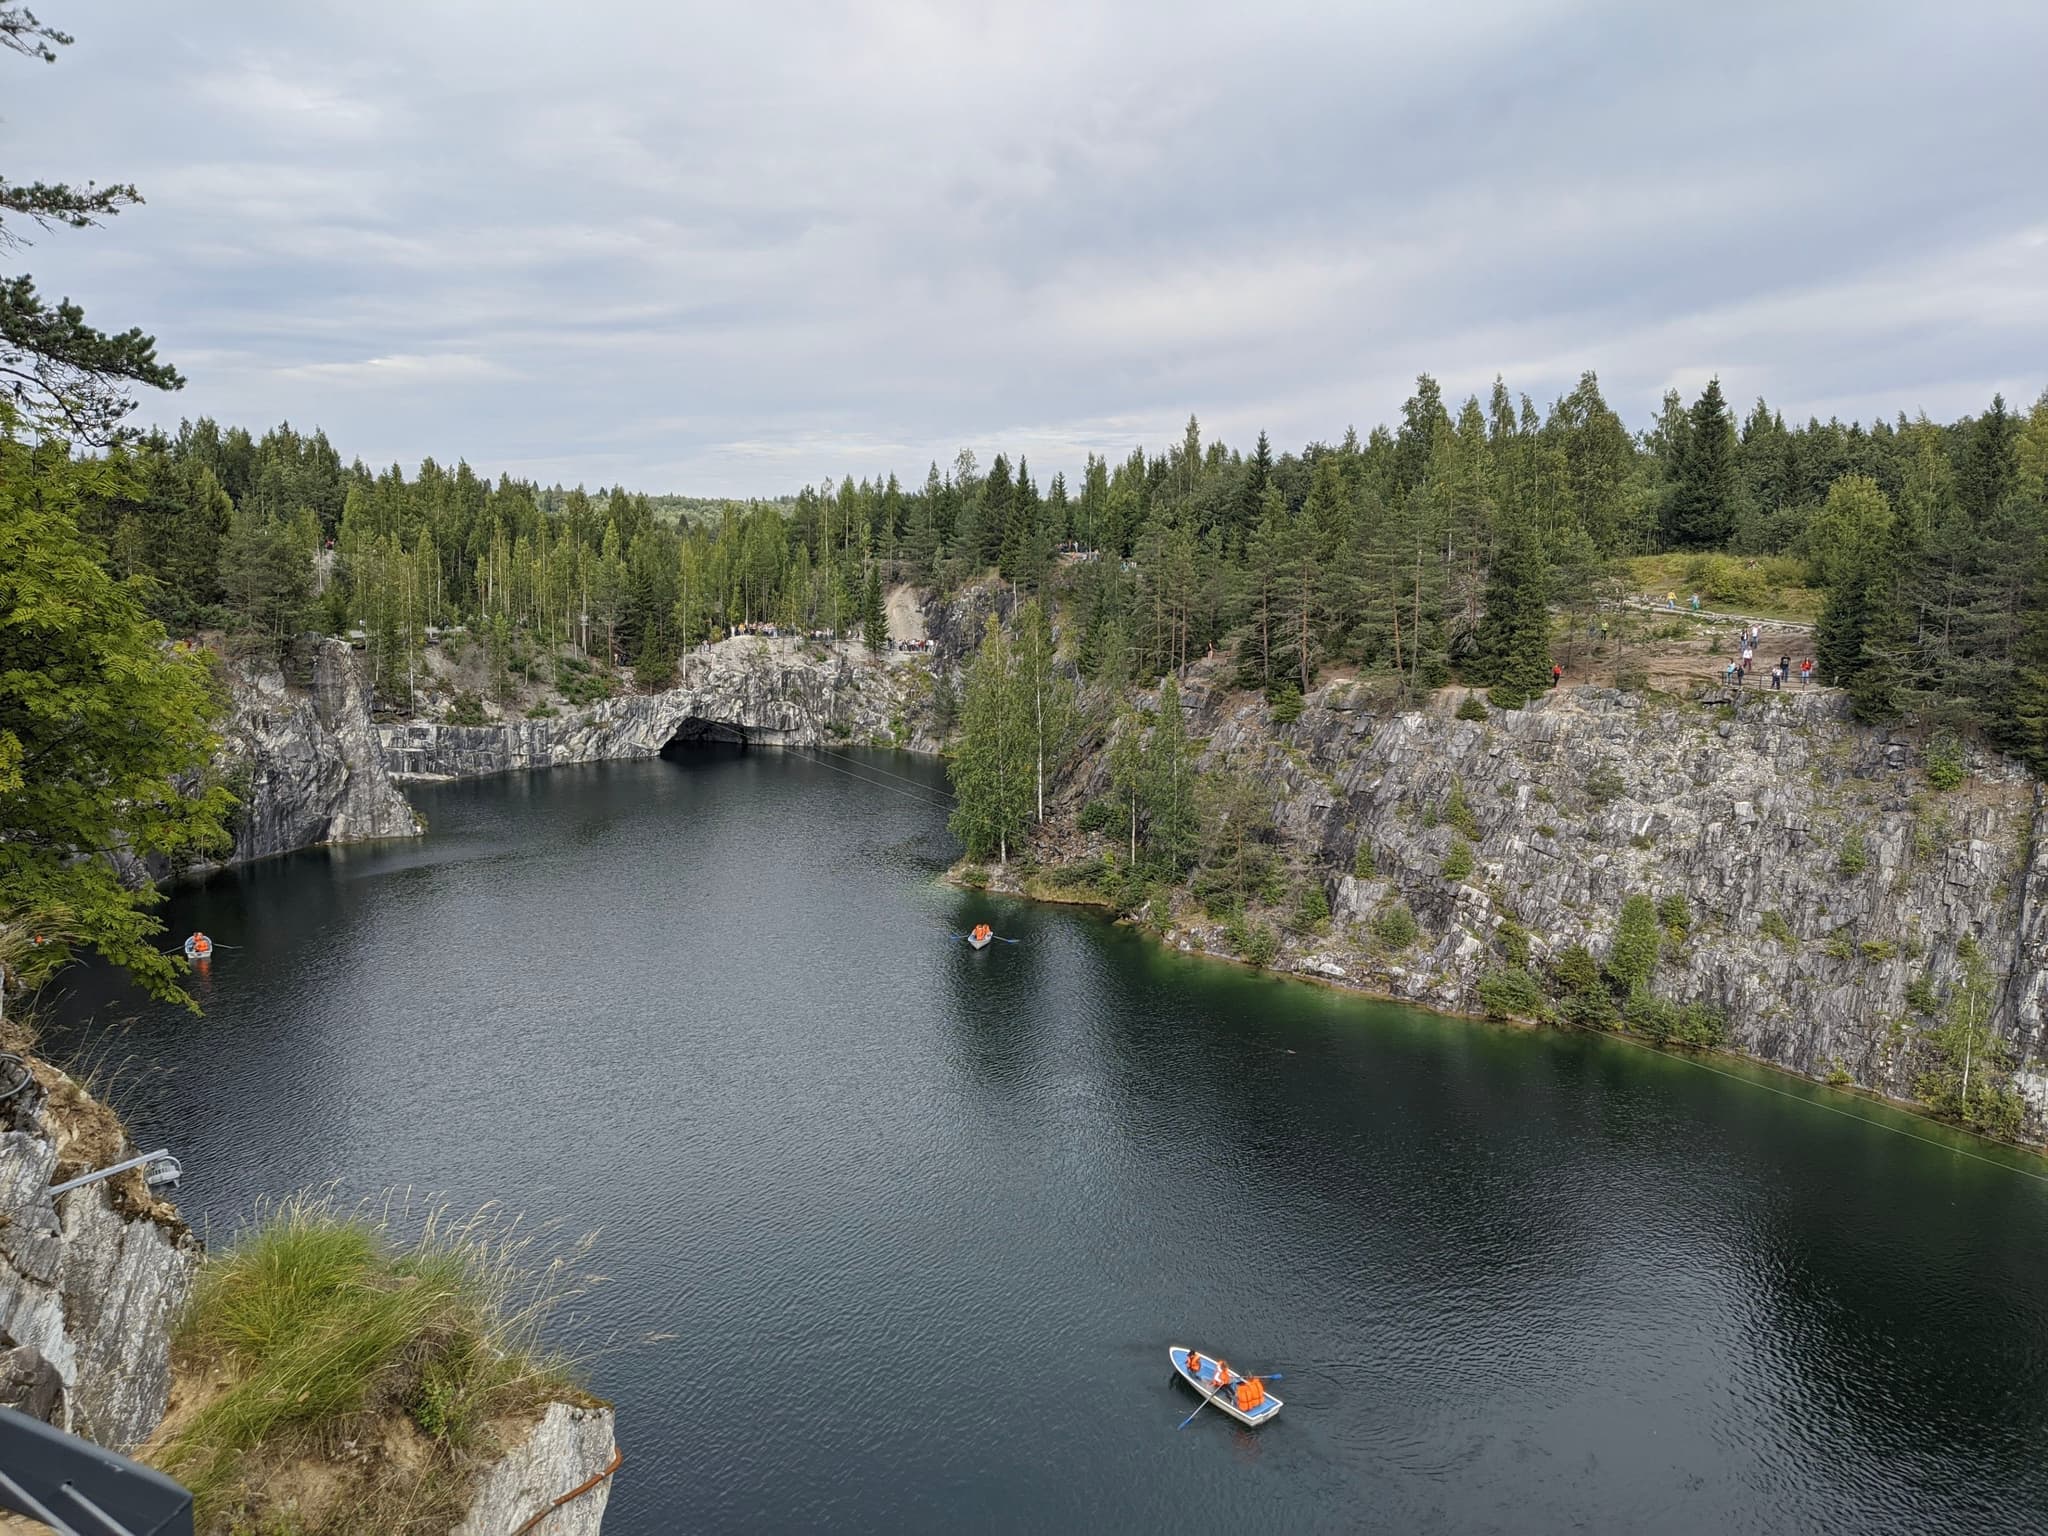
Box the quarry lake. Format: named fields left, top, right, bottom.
left=54, top=748, right=2048, bottom=1534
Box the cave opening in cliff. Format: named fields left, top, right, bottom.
left=660, top=717, right=750, bottom=757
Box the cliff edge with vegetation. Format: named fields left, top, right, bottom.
left=998, top=665, right=2048, bottom=1140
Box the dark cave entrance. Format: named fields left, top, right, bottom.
left=659, top=717, right=750, bottom=759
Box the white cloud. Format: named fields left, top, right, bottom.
left=4, top=0, right=2043, bottom=496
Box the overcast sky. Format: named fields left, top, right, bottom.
left=9, top=1, right=2046, bottom=495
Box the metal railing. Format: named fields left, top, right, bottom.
left=0, top=1407, right=192, bottom=1536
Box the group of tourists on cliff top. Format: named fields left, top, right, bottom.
left=1720, top=621, right=1813, bottom=691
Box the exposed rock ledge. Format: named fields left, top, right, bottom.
left=380, top=638, right=916, bottom=780
left=454, top=1402, right=618, bottom=1536
left=1044, top=673, right=2048, bottom=1137
left=0, top=1059, right=199, bottom=1451
left=0, top=1057, right=615, bottom=1530
left=222, top=637, right=423, bottom=863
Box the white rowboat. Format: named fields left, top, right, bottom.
left=1168, top=1345, right=1282, bottom=1427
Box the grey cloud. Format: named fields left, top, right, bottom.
left=6, top=0, right=2043, bottom=495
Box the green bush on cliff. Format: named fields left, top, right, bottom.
left=1656, top=893, right=1692, bottom=942
left=1440, top=839, right=1474, bottom=882
left=1443, top=779, right=1481, bottom=840
left=1477, top=967, right=1547, bottom=1021
left=1924, top=729, right=1966, bottom=791
left=1583, top=764, right=1625, bottom=805
left=1269, top=685, right=1304, bottom=725
left=1077, top=797, right=1121, bottom=835
left=444, top=690, right=488, bottom=726
left=1605, top=894, right=1660, bottom=993
left=159, top=1195, right=586, bottom=1536
left=1624, top=990, right=1727, bottom=1048
left=1838, top=829, right=1870, bottom=876
left=1455, top=694, right=1489, bottom=722
left=1293, top=883, right=1330, bottom=933
left=1352, top=838, right=1377, bottom=879
left=1370, top=902, right=1419, bottom=951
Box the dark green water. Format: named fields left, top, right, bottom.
left=54, top=749, right=2048, bottom=1533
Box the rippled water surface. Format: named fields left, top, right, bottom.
left=57, top=749, right=2048, bottom=1534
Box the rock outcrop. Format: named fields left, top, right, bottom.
left=0, top=1061, right=200, bottom=1451
left=381, top=639, right=919, bottom=779
left=454, top=1402, right=618, bottom=1536
left=1050, top=670, right=2048, bottom=1133
left=222, top=638, right=422, bottom=862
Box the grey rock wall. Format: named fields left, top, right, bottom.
left=454, top=1401, right=617, bottom=1536
left=1064, top=674, right=2048, bottom=1129
left=381, top=639, right=915, bottom=779
left=0, top=1068, right=200, bottom=1452
left=223, top=638, right=422, bottom=862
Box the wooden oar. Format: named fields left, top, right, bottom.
left=1177, top=1361, right=1228, bottom=1429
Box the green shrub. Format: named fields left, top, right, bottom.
left=1605, top=894, right=1660, bottom=993
left=444, top=690, right=488, bottom=726
left=1441, top=839, right=1474, bottom=882
left=1558, top=988, right=1618, bottom=1029
left=553, top=657, right=614, bottom=707
left=1077, top=797, right=1121, bottom=835
left=1455, top=694, right=1488, bottom=722
left=1656, top=893, right=1692, bottom=940
left=1629, top=832, right=1654, bottom=850
left=1904, top=974, right=1938, bottom=1015
left=1760, top=909, right=1796, bottom=948
left=1924, top=729, right=1965, bottom=791
left=959, top=864, right=990, bottom=889
left=1625, top=990, right=1727, bottom=1048
left=1370, top=902, right=1419, bottom=950
left=1443, top=779, right=1481, bottom=840
left=1270, top=685, right=1304, bottom=725
left=1497, top=916, right=1531, bottom=968
left=1681, top=552, right=1773, bottom=605
left=1536, top=823, right=1559, bottom=838
left=523, top=703, right=556, bottom=719
left=1294, top=883, right=1331, bottom=933
left=1477, top=967, right=1547, bottom=1021
left=1352, top=839, right=1377, bottom=879
left=1584, top=764, right=1625, bottom=805
left=1823, top=932, right=1855, bottom=961
left=162, top=1195, right=579, bottom=1533
left=1549, top=944, right=1602, bottom=998
left=1859, top=940, right=1898, bottom=963
left=1235, top=919, right=1279, bottom=968
left=1838, top=830, right=1869, bottom=877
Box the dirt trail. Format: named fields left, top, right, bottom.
left=1557, top=609, right=1825, bottom=694
left=885, top=585, right=926, bottom=644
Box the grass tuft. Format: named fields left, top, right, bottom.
left=157, top=1192, right=593, bottom=1536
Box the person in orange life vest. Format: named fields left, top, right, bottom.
left=1211, top=1360, right=1233, bottom=1392
left=1186, top=1351, right=1204, bottom=1378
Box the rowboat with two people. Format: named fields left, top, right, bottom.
left=1169, top=1345, right=1281, bottom=1426
left=183, top=932, right=214, bottom=963
left=967, top=923, right=994, bottom=950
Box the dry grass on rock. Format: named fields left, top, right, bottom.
left=147, top=1193, right=597, bottom=1536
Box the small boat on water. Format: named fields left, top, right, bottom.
left=967, top=923, right=994, bottom=950
left=1169, top=1345, right=1282, bottom=1427
left=183, top=933, right=214, bottom=963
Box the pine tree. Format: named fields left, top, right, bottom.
left=948, top=617, right=1031, bottom=863
left=1141, top=677, right=1198, bottom=873
left=1664, top=377, right=1737, bottom=548
left=1478, top=511, right=1552, bottom=707
left=861, top=563, right=886, bottom=651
